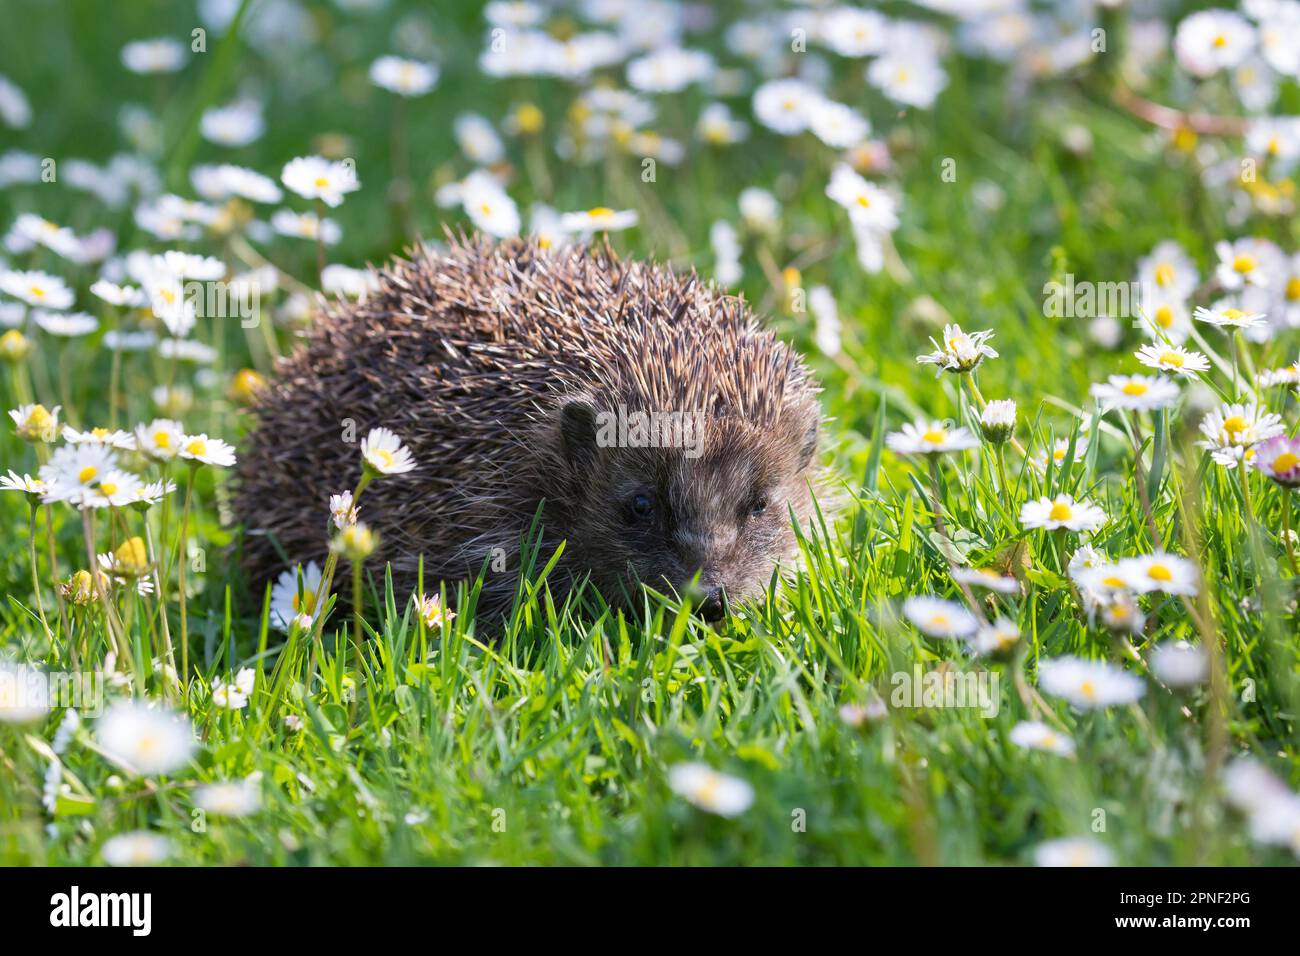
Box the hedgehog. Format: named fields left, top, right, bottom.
left=234, top=234, right=824, bottom=624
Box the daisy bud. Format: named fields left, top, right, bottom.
left=113, top=537, right=149, bottom=577
left=979, top=399, right=1016, bottom=445
left=228, top=368, right=267, bottom=406
left=1, top=329, right=31, bottom=363
left=9, top=403, right=61, bottom=443
left=334, top=522, right=378, bottom=562
left=62, top=570, right=98, bottom=606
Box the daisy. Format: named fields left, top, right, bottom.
left=178, top=434, right=236, bottom=468
left=970, top=617, right=1021, bottom=656
left=1034, top=435, right=1089, bottom=472
left=1174, top=10, right=1255, bottom=77
left=1089, top=374, right=1180, bottom=412
left=1198, top=401, right=1284, bottom=466
left=824, top=6, right=889, bottom=57
left=281, top=156, right=360, bottom=208
left=121, top=37, right=186, bottom=74
left=752, top=78, right=820, bottom=136
left=62, top=425, right=135, bottom=449
left=825, top=164, right=899, bottom=234
left=1020, top=494, right=1106, bottom=532
left=696, top=102, right=748, bottom=145
left=130, top=479, right=177, bottom=509
left=270, top=561, right=324, bottom=631
left=369, top=56, right=439, bottom=96
left=361, top=427, right=417, bottom=476
left=886, top=420, right=979, bottom=456
left=1149, top=641, right=1208, bottom=688
left=0, top=470, right=49, bottom=502
left=901, top=596, right=978, bottom=639
left=191, top=163, right=282, bottom=204
left=0, top=660, right=49, bottom=723
left=159, top=338, right=218, bottom=364
left=194, top=778, right=261, bottom=817
left=102, top=831, right=174, bottom=866
left=210, top=668, right=255, bottom=710
left=39, top=444, right=117, bottom=504
left=460, top=172, right=521, bottom=238
left=95, top=700, right=195, bottom=776
left=90, top=279, right=147, bottom=308
left=1137, top=240, right=1199, bottom=299
left=559, top=206, right=638, bottom=234
left=1139, top=292, right=1193, bottom=344
left=866, top=50, right=948, bottom=109
left=1214, top=238, right=1275, bottom=290
left=1037, top=656, right=1145, bottom=710
left=626, top=47, right=714, bottom=94
left=1009, top=721, right=1075, bottom=757
left=667, top=762, right=754, bottom=817
left=1116, top=552, right=1200, bottom=596
left=738, top=187, right=779, bottom=232
left=1099, top=591, right=1146, bottom=635
left=415, top=593, right=456, bottom=629
left=9, top=403, right=61, bottom=442
left=1135, top=343, right=1209, bottom=377
left=916, top=324, right=998, bottom=376
left=454, top=113, right=505, bottom=165
left=0, top=269, right=75, bottom=309
left=82, top=470, right=145, bottom=510
left=952, top=567, right=1019, bottom=594
left=200, top=101, right=265, bottom=147
left=270, top=209, right=342, bottom=244
left=1193, top=302, right=1266, bottom=330
left=330, top=491, right=358, bottom=530
left=33, top=310, right=98, bottom=337
left=321, top=265, right=379, bottom=300
left=808, top=99, right=870, bottom=149
left=134, top=418, right=186, bottom=461
left=978, top=399, right=1016, bottom=444
left=1033, top=836, right=1115, bottom=867
left=1252, top=434, right=1300, bottom=486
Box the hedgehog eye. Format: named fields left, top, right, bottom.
left=629, top=492, right=655, bottom=520
left=748, top=495, right=769, bottom=518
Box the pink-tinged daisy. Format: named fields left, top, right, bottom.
left=1252, top=435, right=1300, bottom=487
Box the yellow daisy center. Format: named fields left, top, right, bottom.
left=30, top=285, right=46, bottom=298
left=855, top=194, right=871, bottom=208
left=1286, top=277, right=1300, bottom=301
left=100, top=481, right=118, bottom=496
left=1222, top=308, right=1246, bottom=320
left=371, top=448, right=394, bottom=468
left=292, top=590, right=317, bottom=614
left=1121, top=381, right=1149, bottom=396
left=921, top=428, right=947, bottom=444
left=1159, top=351, right=1185, bottom=367
left=77, top=465, right=98, bottom=484
left=1153, top=263, right=1175, bottom=287
left=1049, top=501, right=1073, bottom=521
left=928, top=614, right=949, bottom=629
left=1272, top=452, right=1300, bottom=472
left=314, top=176, right=330, bottom=188
left=1102, top=575, right=1125, bottom=588
left=1212, top=34, right=1228, bottom=48
left=1155, top=306, right=1174, bottom=328
left=1232, top=255, right=1256, bottom=274
left=185, top=438, right=207, bottom=457
left=1222, top=416, right=1249, bottom=435
left=587, top=207, right=614, bottom=218
left=154, top=430, right=171, bottom=448
left=1147, top=564, right=1173, bottom=582
left=1079, top=680, right=1097, bottom=701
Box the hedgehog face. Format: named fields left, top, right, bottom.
left=557, top=398, right=820, bottom=619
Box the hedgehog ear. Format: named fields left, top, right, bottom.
left=559, top=398, right=599, bottom=468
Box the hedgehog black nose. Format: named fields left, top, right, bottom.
left=698, top=587, right=727, bottom=622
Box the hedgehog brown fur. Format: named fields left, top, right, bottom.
left=234, top=233, right=824, bottom=622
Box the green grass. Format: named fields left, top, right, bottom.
left=1, top=0, right=1298, bottom=865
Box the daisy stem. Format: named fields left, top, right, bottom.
left=1127, top=412, right=1163, bottom=549
left=351, top=560, right=364, bottom=670
left=925, top=457, right=987, bottom=624
left=178, top=464, right=198, bottom=702
left=1283, top=489, right=1300, bottom=578
left=81, top=506, right=133, bottom=676
left=309, top=471, right=374, bottom=675
left=27, top=502, right=53, bottom=648
left=44, top=502, right=72, bottom=662
left=143, top=517, right=176, bottom=700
